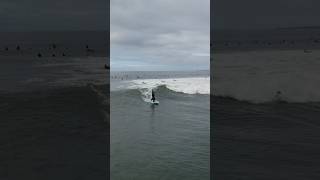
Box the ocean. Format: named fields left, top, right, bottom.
left=0, top=32, right=109, bottom=179
left=110, top=70, right=210, bottom=180
left=212, top=48, right=320, bottom=179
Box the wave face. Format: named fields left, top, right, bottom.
left=213, top=50, right=320, bottom=103
left=113, top=77, right=210, bottom=103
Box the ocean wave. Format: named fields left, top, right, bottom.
left=128, top=77, right=210, bottom=94
left=213, top=79, right=320, bottom=104
left=213, top=50, right=320, bottom=103
left=114, top=77, right=210, bottom=103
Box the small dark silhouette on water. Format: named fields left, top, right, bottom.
left=85, top=45, right=95, bottom=56
left=104, top=64, right=110, bottom=69
left=37, top=53, right=42, bottom=58
left=16, top=45, right=20, bottom=51
left=86, top=44, right=95, bottom=53
left=151, top=89, right=156, bottom=102
left=52, top=44, right=56, bottom=49
left=5, top=47, right=8, bottom=51
left=274, top=90, right=286, bottom=103
left=52, top=54, right=56, bottom=57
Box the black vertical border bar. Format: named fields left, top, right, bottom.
left=107, top=0, right=110, bottom=179
left=210, top=0, right=213, bottom=179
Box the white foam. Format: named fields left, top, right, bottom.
left=124, top=77, right=209, bottom=102
left=213, top=50, right=320, bottom=103
left=128, top=77, right=210, bottom=94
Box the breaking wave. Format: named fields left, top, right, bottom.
left=115, top=77, right=210, bottom=103
left=213, top=50, right=320, bottom=103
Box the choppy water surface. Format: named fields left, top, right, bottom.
left=0, top=54, right=109, bottom=179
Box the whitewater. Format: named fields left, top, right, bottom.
left=111, top=76, right=209, bottom=103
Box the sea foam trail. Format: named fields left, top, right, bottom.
left=213, top=50, right=320, bottom=103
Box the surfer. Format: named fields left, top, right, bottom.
left=151, top=89, right=156, bottom=102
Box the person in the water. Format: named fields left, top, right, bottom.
left=151, top=89, right=156, bottom=102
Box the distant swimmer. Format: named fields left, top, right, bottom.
left=151, top=89, right=156, bottom=102
left=274, top=91, right=284, bottom=102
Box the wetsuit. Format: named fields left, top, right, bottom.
left=151, top=90, right=156, bottom=102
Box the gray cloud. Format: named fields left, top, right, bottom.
left=111, top=0, right=210, bottom=71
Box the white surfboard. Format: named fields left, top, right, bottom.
left=151, top=100, right=159, bottom=105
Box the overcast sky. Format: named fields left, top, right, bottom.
left=0, top=0, right=108, bottom=31
left=213, top=0, right=320, bottom=30
left=111, top=0, right=210, bottom=71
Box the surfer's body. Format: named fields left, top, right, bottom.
left=151, top=89, right=156, bottom=102
left=150, top=89, right=159, bottom=105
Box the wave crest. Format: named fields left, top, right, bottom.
left=213, top=50, right=320, bottom=103
left=121, top=77, right=210, bottom=102
left=128, top=77, right=210, bottom=94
